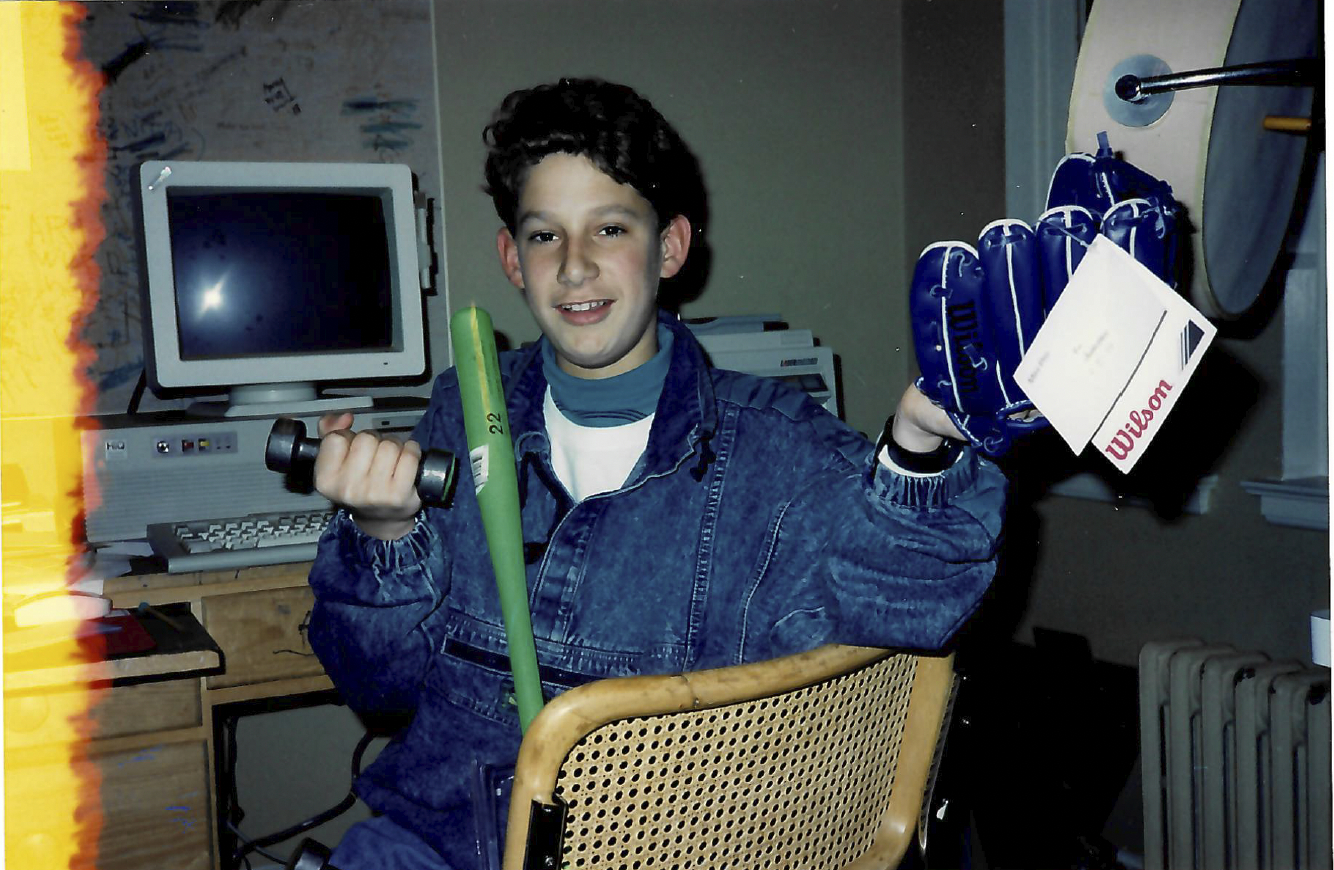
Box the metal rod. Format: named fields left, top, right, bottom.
left=1116, top=58, right=1319, bottom=103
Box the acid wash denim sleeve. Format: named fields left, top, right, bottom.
left=306, top=510, right=450, bottom=715
left=303, top=310, right=1007, bottom=868
left=305, top=371, right=459, bottom=716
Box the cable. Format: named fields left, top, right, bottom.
left=126, top=368, right=147, bottom=415
left=230, top=729, right=378, bottom=864
left=226, top=820, right=286, bottom=866
left=221, top=714, right=247, bottom=868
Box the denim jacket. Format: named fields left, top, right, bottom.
left=307, top=310, right=1006, bottom=865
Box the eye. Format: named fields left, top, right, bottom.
left=599, top=224, right=627, bottom=238
left=527, top=230, right=557, bottom=244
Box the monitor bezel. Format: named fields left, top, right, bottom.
left=137, top=160, right=427, bottom=395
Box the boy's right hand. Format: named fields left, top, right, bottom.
left=315, top=412, right=423, bottom=541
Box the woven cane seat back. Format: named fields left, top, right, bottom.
left=505, top=646, right=954, bottom=870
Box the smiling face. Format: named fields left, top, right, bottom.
left=497, top=153, right=691, bottom=379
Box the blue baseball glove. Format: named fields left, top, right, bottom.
left=910, top=133, right=1180, bottom=458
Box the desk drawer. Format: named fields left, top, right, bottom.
left=203, top=586, right=325, bottom=689
left=7, top=739, right=212, bottom=870
left=5, top=679, right=202, bottom=750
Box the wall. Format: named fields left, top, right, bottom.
left=1010, top=281, right=1330, bottom=666
left=435, top=0, right=907, bottom=438
left=75, top=0, right=446, bottom=415
left=902, top=0, right=1007, bottom=262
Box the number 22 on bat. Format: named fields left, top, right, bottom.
left=487, top=412, right=504, bottom=435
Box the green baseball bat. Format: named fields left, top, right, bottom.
left=450, top=306, right=544, bottom=731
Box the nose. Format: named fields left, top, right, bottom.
left=558, top=238, right=599, bottom=287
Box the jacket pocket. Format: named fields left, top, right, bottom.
left=424, top=641, right=525, bottom=729
left=426, top=634, right=607, bottom=729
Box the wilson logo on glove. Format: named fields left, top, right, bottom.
left=944, top=300, right=984, bottom=396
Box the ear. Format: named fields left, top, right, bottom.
left=496, top=227, right=525, bottom=290
left=658, top=215, right=692, bottom=280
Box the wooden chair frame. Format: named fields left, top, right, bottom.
left=503, top=645, right=956, bottom=870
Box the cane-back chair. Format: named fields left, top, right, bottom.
left=503, top=644, right=956, bottom=870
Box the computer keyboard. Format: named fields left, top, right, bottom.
left=146, top=507, right=336, bottom=573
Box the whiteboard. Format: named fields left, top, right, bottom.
left=79, top=0, right=442, bottom=413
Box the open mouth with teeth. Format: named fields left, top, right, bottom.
left=552, top=298, right=613, bottom=325
left=560, top=300, right=610, bottom=312
left=557, top=299, right=614, bottom=324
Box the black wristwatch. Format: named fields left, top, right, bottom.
left=877, top=416, right=962, bottom=474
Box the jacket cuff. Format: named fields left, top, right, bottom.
left=329, top=509, right=437, bottom=574
left=871, top=441, right=980, bottom=510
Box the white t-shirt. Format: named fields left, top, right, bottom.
left=544, top=387, right=655, bottom=502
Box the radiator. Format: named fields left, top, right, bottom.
left=1140, top=640, right=1332, bottom=870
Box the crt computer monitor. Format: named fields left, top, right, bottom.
left=136, top=160, right=429, bottom=418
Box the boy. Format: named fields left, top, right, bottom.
left=307, top=77, right=1005, bottom=868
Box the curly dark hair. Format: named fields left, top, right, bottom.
left=482, top=78, right=707, bottom=237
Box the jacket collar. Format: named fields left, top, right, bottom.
left=509, top=309, right=718, bottom=477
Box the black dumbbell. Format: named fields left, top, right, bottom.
left=265, top=418, right=457, bottom=507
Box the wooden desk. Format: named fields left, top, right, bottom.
left=5, top=562, right=325, bottom=870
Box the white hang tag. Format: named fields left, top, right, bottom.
left=1014, top=235, right=1216, bottom=473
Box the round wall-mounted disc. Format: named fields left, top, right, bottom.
left=1068, top=0, right=1317, bottom=319
left=1201, top=0, right=1317, bottom=317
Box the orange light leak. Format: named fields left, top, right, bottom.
left=2, top=1, right=108, bottom=866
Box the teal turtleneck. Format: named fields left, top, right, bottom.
left=541, top=325, right=674, bottom=427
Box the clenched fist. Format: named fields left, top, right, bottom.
left=315, top=412, right=424, bottom=541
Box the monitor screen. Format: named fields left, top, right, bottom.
left=137, top=161, right=428, bottom=417
left=167, top=190, right=394, bottom=359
